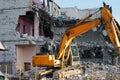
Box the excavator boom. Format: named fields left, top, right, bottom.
left=58, top=7, right=120, bottom=60
left=58, top=18, right=101, bottom=59
left=100, top=7, right=120, bottom=53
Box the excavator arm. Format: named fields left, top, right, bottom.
left=58, top=18, right=101, bottom=59
left=100, top=7, right=120, bottom=54
left=58, top=7, right=120, bottom=60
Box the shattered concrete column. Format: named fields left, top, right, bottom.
left=34, top=15, right=39, bottom=38
left=112, top=54, right=119, bottom=65
left=114, top=56, right=119, bottom=65
left=118, top=55, right=120, bottom=65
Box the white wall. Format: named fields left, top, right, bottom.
left=61, top=7, right=100, bottom=20
left=78, top=8, right=100, bottom=20
left=49, top=1, right=61, bottom=18
left=61, top=7, right=79, bottom=19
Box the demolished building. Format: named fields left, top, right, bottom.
left=0, top=0, right=119, bottom=79
left=0, top=0, right=60, bottom=76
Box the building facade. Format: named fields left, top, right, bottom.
left=0, top=0, right=61, bottom=75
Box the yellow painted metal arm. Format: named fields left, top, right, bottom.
left=58, top=7, right=120, bottom=60
left=58, top=18, right=101, bottom=59
left=112, top=18, right=120, bottom=37
left=100, top=7, right=120, bottom=53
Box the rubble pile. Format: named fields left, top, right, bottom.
left=21, top=64, right=120, bottom=80
left=57, top=64, right=120, bottom=80
left=82, top=64, right=120, bottom=80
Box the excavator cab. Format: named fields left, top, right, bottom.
left=0, top=76, right=4, bottom=80
left=68, top=44, right=80, bottom=65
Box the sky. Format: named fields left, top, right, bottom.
left=54, top=0, right=120, bottom=23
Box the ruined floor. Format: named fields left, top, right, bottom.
left=45, top=65, right=120, bottom=80
left=20, top=64, right=120, bottom=80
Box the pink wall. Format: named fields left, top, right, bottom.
left=16, top=45, right=38, bottom=70
left=17, top=17, right=34, bottom=36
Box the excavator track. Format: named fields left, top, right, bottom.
left=53, top=65, right=83, bottom=80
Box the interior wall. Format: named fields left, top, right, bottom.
left=16, top=45, right=37, bottom=70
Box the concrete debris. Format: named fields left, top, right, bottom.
left=52, top=65, right=83, bottom=80
left=20, top=64, right=120, bottom=80
left=82, top=64, right=120, bottom=80
left=64, top=64, right=120, bottom=80
left=53, top=65, right=120, bottom=80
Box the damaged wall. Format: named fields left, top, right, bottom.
left=0, top=0, right=36, bottom=74
left=49, top=1, right=61, bottom=18
left=61, top=7, right=100, bottom=20
left=0, top=0, right=31, bottom=62
left=0, top=0, right=60, bottom=75
left=0, top=0, right=60, bottom=65
left=0, top=0, right=30, bottom=40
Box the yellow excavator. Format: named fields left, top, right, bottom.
left=32, top=3, right=120, bottom=79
